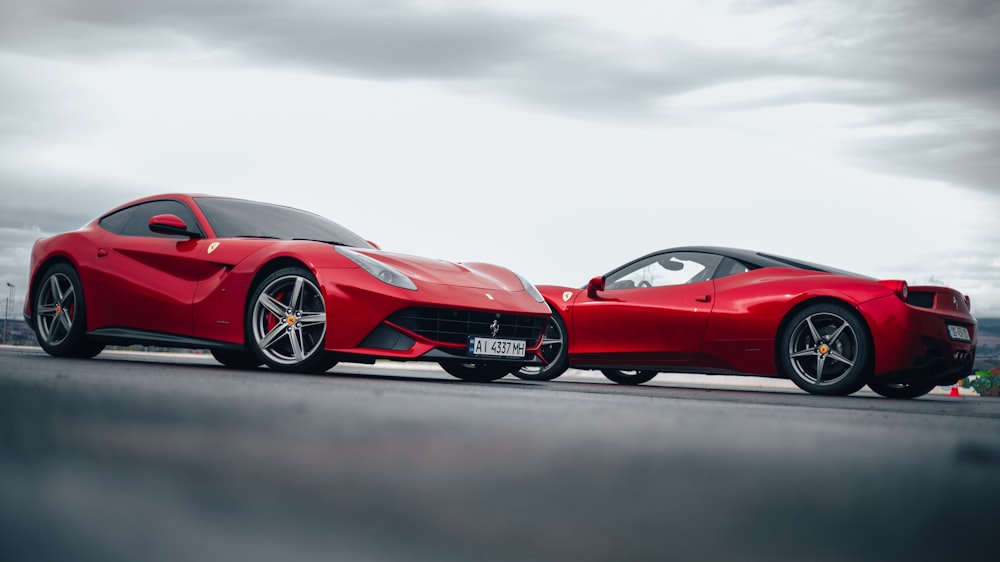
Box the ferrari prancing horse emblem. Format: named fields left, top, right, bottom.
left=562, top=291, right=573, bottom=302
left=208, top=242, right=220, bottom=254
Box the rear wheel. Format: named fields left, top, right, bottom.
left=441, top=362, right=511, bottom=382
left=868, top=380, right=936, bottom=399
left=33, top=263, right=104, bottom=358
left=779, top=303, right=870, bottom=396
left=211, top=349, right=263, bottom=369
left=514, top=312, right=568, bottom=381
left=601, top=369, right=658, bottom=385
left=247, top=267, right=337, bottom=373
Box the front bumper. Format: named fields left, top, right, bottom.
left=318, top=267, right=550, bottom=366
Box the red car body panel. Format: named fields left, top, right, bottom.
left=539, top=250, right=977, bottom=386
left=25, top=194, right=551, bottom=366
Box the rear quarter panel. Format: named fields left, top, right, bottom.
left=700, top=269, right=895, bottom=375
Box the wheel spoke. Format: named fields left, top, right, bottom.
left=288, top=328, right=305, bottom=361
left=37, top=303, right=57, bottom=315
left=815, top=354, right=829, bottom=383
left=827, top=350, right=855, bottom=367
left=827, top=321, right=849, bottom=346
left=297, top=310, right=326, bottom=327
left=805, top=316, right=822, bottom=344
left=288, top=277, right=304, bottom=310
left=49, top=275, right=64, bottom=303
left=257, top=323, right=288, bottom=351
left=40, top=315, right=56, bottom=342
left=789, top=348, right=817, bottom=359
left=57, top=310, right=73, bottom=333
left=258, top=293, right=287, bottom=318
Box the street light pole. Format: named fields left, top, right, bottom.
left=3, top=283, right=11, bottom=345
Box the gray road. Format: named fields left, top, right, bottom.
left=2, top=346, right=999, bottom=562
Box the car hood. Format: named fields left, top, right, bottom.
left=355, top=249, right=524, bottom=291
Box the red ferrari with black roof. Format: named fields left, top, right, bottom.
left=515, top=247, right=977, bottom=398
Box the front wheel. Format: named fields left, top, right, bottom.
left=868, top=380, right=936, bottom=399
left=441, top=362, right=511, bottom=382
left=601, top=369, right=657, bottom=385
left=247, top=267, right=337, bottom=374
left=514, top=312, right=569, bottom=381
left=33, top=263, right=105, bottom=358
left=779, top=303, right=871, bottom=396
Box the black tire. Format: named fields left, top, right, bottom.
left=867, top=380, right=936, bottom=399
left=778, top=302, right=871, bottom=396
left=246, top=267, right=337, bottom=374
left=211, top=348, right=263, bottom=369
left=514, top=311, right=569, bottom=381
left=32, top=263, right=105, bottom=358
left=601, top=369, right=658, bottom=385
left=441, top=362, right=512, bottom=382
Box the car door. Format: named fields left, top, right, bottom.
left=570, top=251, right=722, bottom=366
left=87, top=199, right=204, bottom=337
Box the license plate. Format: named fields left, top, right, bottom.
left=468, top=336, right=526, bottom=358
left=947, top=324, right=971, bottom=342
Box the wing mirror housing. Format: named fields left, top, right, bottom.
left=149, top=214, right=202, bottom=238
left=587, top=276, right=605, bottom=299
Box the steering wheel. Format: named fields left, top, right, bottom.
left=637, top=280, right=652, bottom=288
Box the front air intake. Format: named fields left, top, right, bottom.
left=387, top=307, right=545, bottom=345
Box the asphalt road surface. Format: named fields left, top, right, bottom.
left=2, top=346, right=999, bottom=562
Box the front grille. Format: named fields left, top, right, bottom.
left=387, top=307, right=545, bottom=345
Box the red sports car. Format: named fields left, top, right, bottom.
left=515, top=247, right=977, bottom=398
left=24, top=194, right=551, bottom=381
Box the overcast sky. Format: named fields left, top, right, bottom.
left=1, top=0, right=998, bottom=320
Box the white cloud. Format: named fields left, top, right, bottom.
left=1, top=0, right=998, bottom=317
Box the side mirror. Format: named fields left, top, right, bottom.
left=587, top=276, right=605, bottom=299
left=149, top=214, right=202, bottom=238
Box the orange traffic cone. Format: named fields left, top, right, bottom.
left=948, top=386, right=962, bottom=397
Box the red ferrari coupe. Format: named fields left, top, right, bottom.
left=515, top=247, right=977, bottom=398
left=24, top=194, right=551, bottom=380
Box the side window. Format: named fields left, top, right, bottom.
left=98, top=207, right=135, bottom=234
left=606, top=252, right=723, bottom=290
left=119, top=200, right=202, bottom=238
left=713, top=257, right=750, bottom=280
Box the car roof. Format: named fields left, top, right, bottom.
left=641, top=246, right=866, bottom=278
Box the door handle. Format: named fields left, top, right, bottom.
left=695, top=295, right=711, bottom=303
left=97, top=248, right=108, bottom=258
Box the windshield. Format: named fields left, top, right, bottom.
left=195, top=197, right=374, bottom=248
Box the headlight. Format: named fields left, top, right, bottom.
left=336, top=247, right=417, bottom=291
left=515, top=272, right=545, bottom=303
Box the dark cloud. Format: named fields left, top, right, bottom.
left=0, top=0, right=998, bottom=193
left=0, top=0, right=788, bottom=112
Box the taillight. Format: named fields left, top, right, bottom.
left=879, top=280, right=909, bottom=301
left=964, top=295, right=971, bottom=310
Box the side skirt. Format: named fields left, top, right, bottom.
left=87, top=327, right=245, bottom=353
